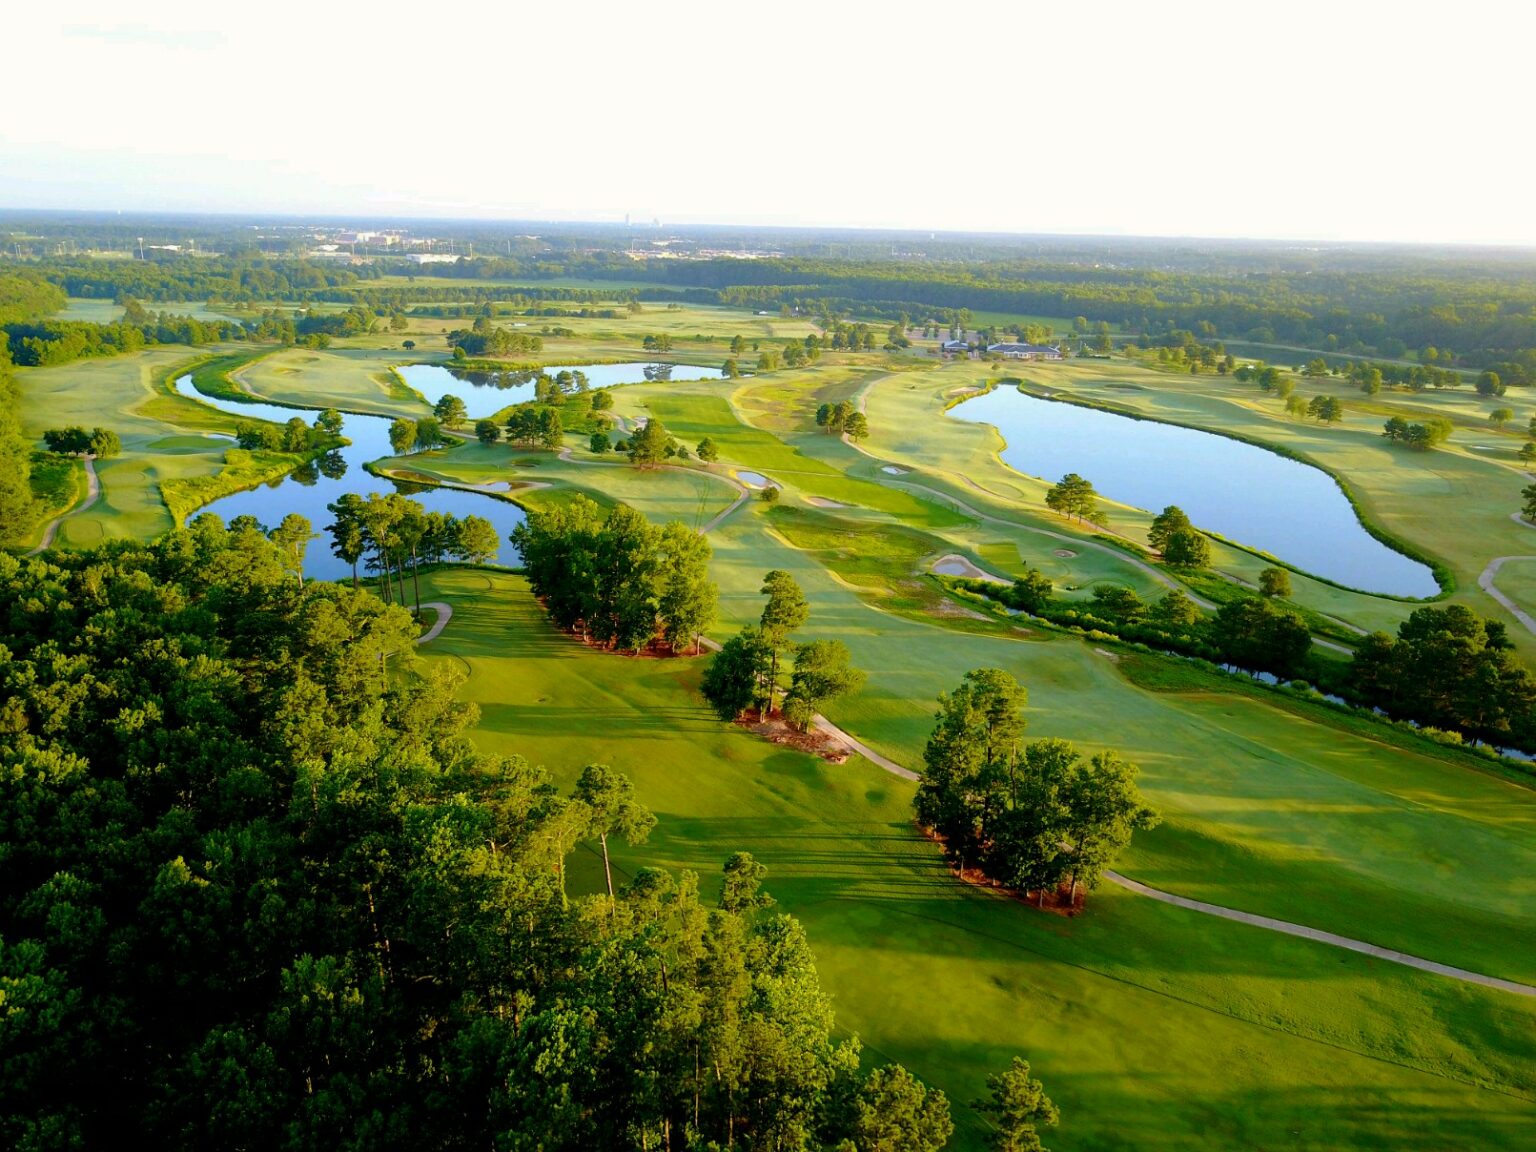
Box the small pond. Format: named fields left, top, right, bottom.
left=951, top=388, right=1439, bottom=597
left=172, top=374, right=527, bottom=580
left=397, top=361, right=726, bottom=419
left=735, top=471, right=771, bottom=489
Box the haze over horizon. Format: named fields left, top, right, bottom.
left=4, top=0, right=1533, bottom=248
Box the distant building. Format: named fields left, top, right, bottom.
left=987, top=342, right=1062, bottom=360
left=408, top=253, right=461, bottom=265
left=940, top=339, right=970, bottom=354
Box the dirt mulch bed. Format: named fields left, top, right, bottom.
left=917, top=824, right=1085, bottom=916
left=736, top=712, right=850, bottom=763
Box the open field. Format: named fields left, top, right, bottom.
left=413, top=567, right=1536, bottom=1152
left=49, top=297, right=242, bottom=323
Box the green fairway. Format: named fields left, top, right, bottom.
left=414, top=568, right=1536, bottom=1152
left=696, top=504, right=1536, bottom=981
left=381, top=438, right=743, bottom=528
left=15, top=347, right=267, bottom=542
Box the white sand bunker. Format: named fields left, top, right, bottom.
left=881, top=465, right=908, bottom=475
left=1053, top=548, right=1077, bottom=558
left=806, top=496, right=851, bottom=509
left=932, top=553, right=1009, bottom=583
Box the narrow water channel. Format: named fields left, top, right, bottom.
left=172, top=374, right=526, bottom=580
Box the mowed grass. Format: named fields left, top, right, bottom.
left=413, top=568, right=1536, bottom=1152
left=700, top=505, right=1536, bottom=985
left=617, top=376, right=969, bottom=531
left=16, top=347, right=255, bottom=544
left=382, top=439, right=742, bottom=529
left=1490, top=555, right=1536, bottom=617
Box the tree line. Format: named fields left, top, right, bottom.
left=0, top=527, right=1057, bottom=1150
left=950, top=567, right=1314, bottom=679
left=4, top=314, right=249, bottom=367
left=0, top=344, right=35, bottom=544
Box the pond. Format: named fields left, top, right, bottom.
left=396, top=361, right=726, bottom=419
left=172, top=374, right=527, bottom=580
left=735, top=471, right=771, bottom=489
left=950, top=388, right=1439, bottom=597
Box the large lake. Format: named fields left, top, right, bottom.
left=951, top=388, right=1439, bottom=597
left=172, top=375, right=527, bottom=580
left=397, top=361, right=726, bottom=419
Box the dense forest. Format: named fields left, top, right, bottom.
left=0, top=344, right=33, bottom=541
left=0, top=524, right=1037, bottom=1151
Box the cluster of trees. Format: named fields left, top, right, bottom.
left=819, top=321, right=878, bottom=351
left=235, top=406, right=342, bottom=454
left=513, top=496, right=718, bottom=653
left=325, top=491, right=498, bottom=607
left=39, top=425, right=120, bottom=458
left=502, top=405, right=563, bottom=448
left=1306, top=395, right=1345, bottom=422
left=1043, top=473, right=1103, bottom=525
left=1137, top=330, right=1234, bottom=374
left=0, top=526, right=1053, bottom=1150
left=641, top=333, right=674, bottom=352
left=622, top=416, right=687, bottom=467
left=914, top=668, right=1159, bottom=906
left=1352, top=606, right=1536, bottom=749
left=294, top=304, right=378, bottom=339
left=446, top=317, right=545, bottom=357
left=384, top=415, right=447, bottom=454
left=701, top=571, right=864, bottom=731
left=814, top=400, right=869, bottom=439
left=1344, top=360, right=1461, bottom=394
left=1382, top=415, right=1453, bottom=449
left=1235, top=362, right=1293, bottom=396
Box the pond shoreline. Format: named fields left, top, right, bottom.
left=952, top=383, right=1444, bottom=599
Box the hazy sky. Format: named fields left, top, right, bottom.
left=4, top=1, right=1532, bottom=245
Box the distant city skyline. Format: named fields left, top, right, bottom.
left=5, top=1, right=1535, bottom=247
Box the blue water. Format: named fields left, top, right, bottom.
left=397, top=361, right=725, bottom=419
left=951, top=388, right=1438, bottom=597
left=172, top=374, right=527, bottom=580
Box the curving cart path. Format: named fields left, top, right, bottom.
left=1478, top=554, right=1536, bottom=637
left=25, top=456, right=100, bottom=556
left=416, top=601, right=453, bottom=644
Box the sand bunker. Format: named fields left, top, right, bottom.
left=881, top=465, right=908, bottom=475
left=806, top=496, right=851, bottom=509
left=931, top=553, right=1009, bottom=583
left=1053, top=549, right=1077, bottom=558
